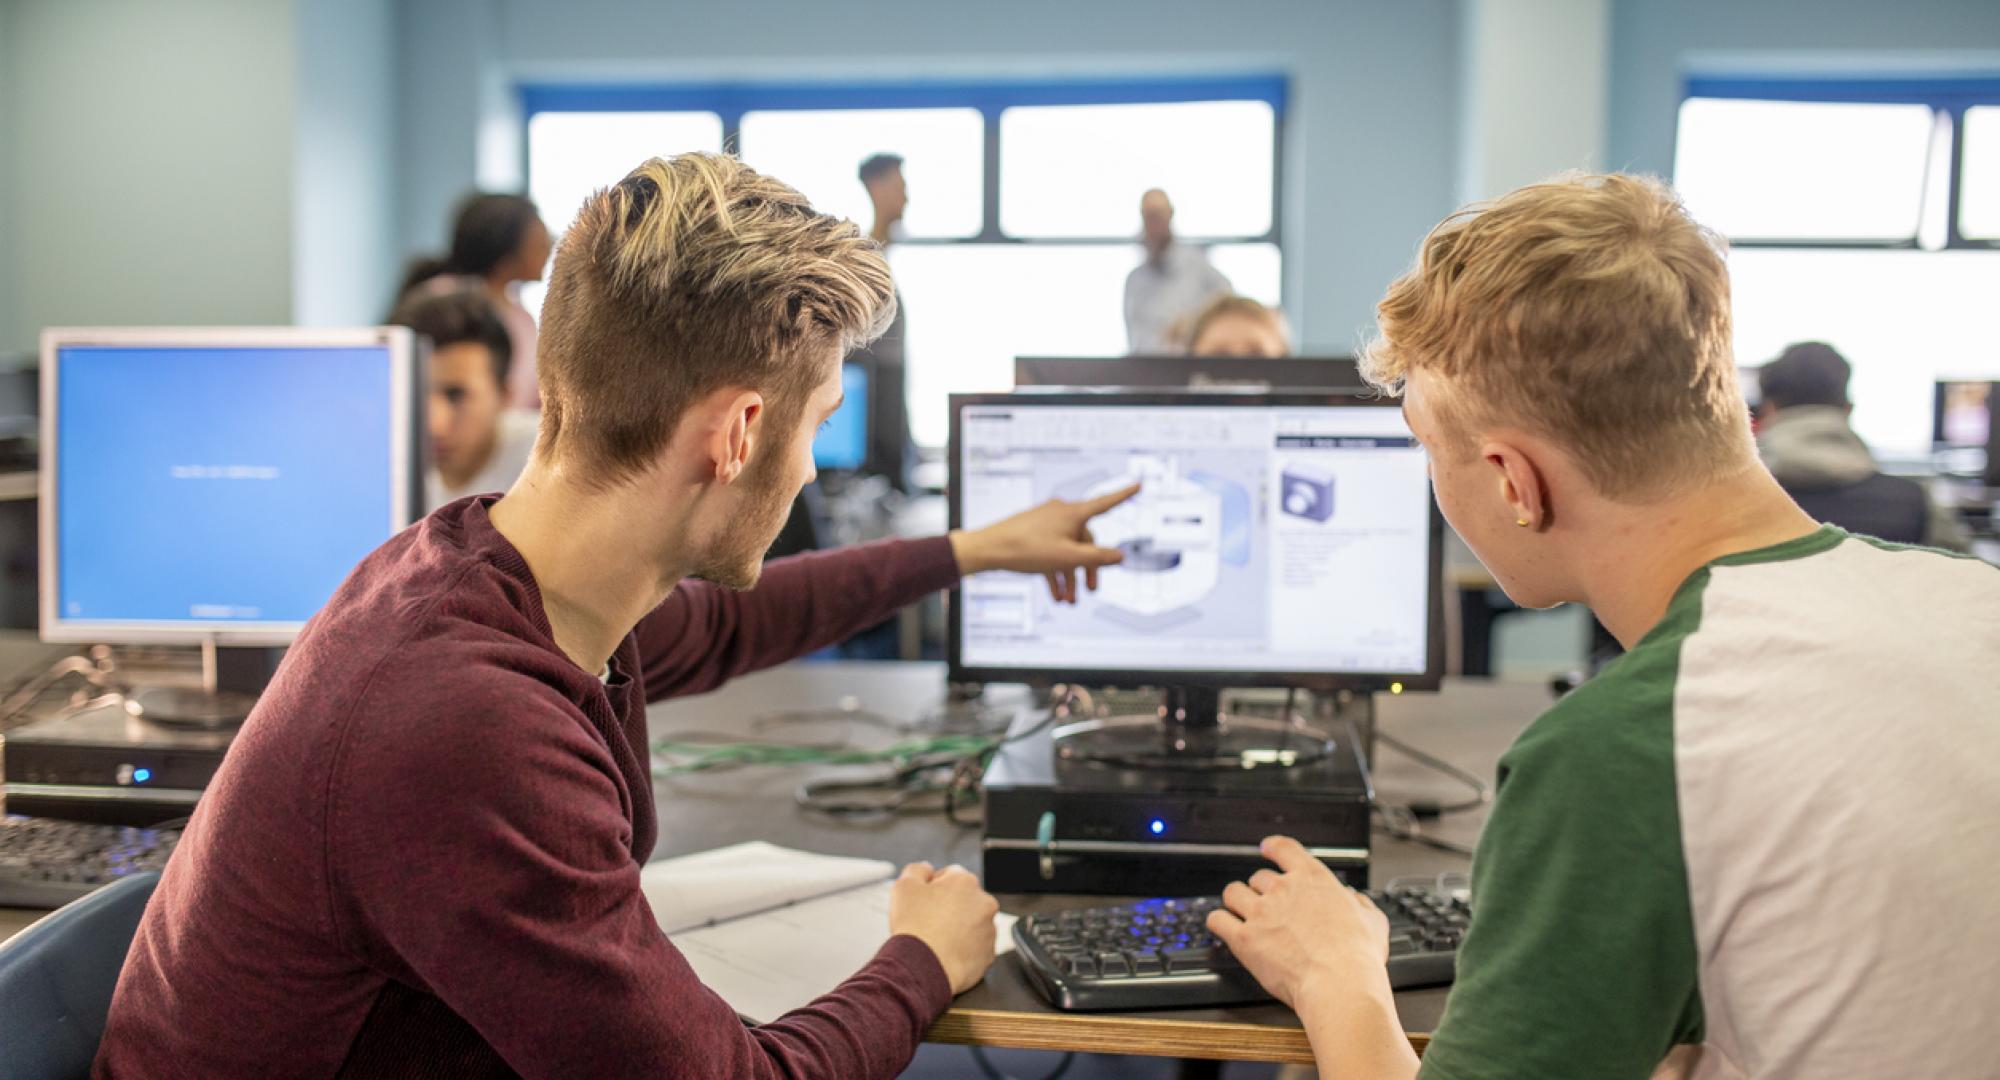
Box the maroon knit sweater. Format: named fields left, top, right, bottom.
left=95, top=497, right=964, bottom=1078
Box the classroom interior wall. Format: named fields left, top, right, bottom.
left=394, top=0, right=1465, bottom=355
left=1, top=0, right=1997, bottom=356
left=1609, top=0, right=2000, bottom=176
left=293, top=0, right=400, bottom=327
left=1, top=0, right=299, bottom=355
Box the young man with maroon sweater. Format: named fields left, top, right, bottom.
left=96, top=154, right=1135, bottom=1079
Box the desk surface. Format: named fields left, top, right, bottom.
left=1, top=657, right=1550, bottom=1065
left=647, top=664, right=1548, bottom=1064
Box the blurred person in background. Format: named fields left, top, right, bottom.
left=399, top=193, right=552, bottom=410
left=850, top=152, right=914, bottom=491
left=1185, top=294, right=1291, bottom=359
left=1757, top=342, right=1970, bottom=551
left=1124, top=188, right=1231, bottom=354
left=390, top=287, right=539, bottom=512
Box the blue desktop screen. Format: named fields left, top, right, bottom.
left=56, top=344, right=397, bottom=627
left=814, top=363, right=869, bottom=471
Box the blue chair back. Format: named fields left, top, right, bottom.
left=0, top=873, right=160, bottom=1080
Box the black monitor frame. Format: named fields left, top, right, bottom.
left=946, top=389, right=1446, bottom=694
left=1014, top=355, right=1368, bottom=393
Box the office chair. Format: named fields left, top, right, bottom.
left=0, top=871, right=159, bottom=1080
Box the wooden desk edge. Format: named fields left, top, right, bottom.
left=928, top=1008, right=1432, bottom=1065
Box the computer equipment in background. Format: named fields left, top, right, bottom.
left=813, top=362, right=869, bottom=472
left=1014, top=355, right=1367, bottom=393
left=1012, top=878, right=1467, bottom=1010
left=0, top=814, right=181, bottom=908
left=1931, top=380, right=2000, bottom=485
left=949, top=390, right=1446, bottom=895
left=14, top=328, right=420, bottom=823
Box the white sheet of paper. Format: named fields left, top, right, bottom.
left=671, top=878, right=1019, bottom=1024
left=639, top=841, right=894, bottom=935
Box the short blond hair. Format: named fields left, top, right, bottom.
left=1362, top=173, right=1750, bottom=501
left=537, top=153, right=895, bottom=482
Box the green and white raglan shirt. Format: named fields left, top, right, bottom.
left=1420, top=527, right=2000, bottom=1079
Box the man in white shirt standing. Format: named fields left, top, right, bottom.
left=1123, top=188, right=1231, bottom=354
left=391, top=287, right=541, bottom=511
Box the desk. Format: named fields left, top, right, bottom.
left=648, top=663, right=1550, bottom=1066
left=0, top=660, right=1550, bottom=1067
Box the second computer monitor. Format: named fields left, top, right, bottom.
left=948, top=390, right=1444, bottom=692
left=1014, top=355, right=1368, bottom=394
left=813, top=362, right=870, bottom=471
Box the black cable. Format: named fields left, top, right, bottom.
left=1371, top=799, right=1477, bottom=859
left=1373, top=729, right=1491, bottom=817
left=970, top=1046, right=1075, bottom=1080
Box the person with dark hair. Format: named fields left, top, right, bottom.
left=399, top=192, right=553, bottom=410
left=1757, top=341, right=1968, bottom=550
left=389, top=288, right=540, bottom=511
left=850, top=152, right=914, bottom=490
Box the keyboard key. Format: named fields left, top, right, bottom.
left=1130, top=951, right=1165, bottom=976
left=1095, top=952, right=1131, bottom=976
left=1163, top=946, right=1215, bottom=972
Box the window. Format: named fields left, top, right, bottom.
left=522, top=79, right=1287, bottom=449
left=738, top=109, right=983, bottom=238
left=1675, top=77, right=2000, bottom=457
left=999, top=100, right=1275, bottom=238
left=1961, top=107, right=2000, bottom=241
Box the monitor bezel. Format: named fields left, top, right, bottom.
left=1013, top=354, right=1366, bottom=393
left=38, top=326, right=418, bottom=646
left=946, top=388, right=1447, bottom=693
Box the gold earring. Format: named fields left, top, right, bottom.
left=1516, top=518, right=1530, bottom=528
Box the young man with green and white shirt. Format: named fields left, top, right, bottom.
left=1202, top=174, right=2000, bottom=1079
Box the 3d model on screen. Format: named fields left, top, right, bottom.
left=1045, top=455, right=1253, bottom=631
left=1281, top=461, right=1335, bottom=522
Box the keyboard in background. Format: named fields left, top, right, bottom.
left=0, top=815, right=181, bottom=909
left=1013, top=881, right=1468, bottom=1011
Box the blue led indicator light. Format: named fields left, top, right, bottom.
left=1149, top=819, right=1165, bottom=835
left=133, top=768, right=152, bottom=784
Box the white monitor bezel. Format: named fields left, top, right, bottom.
left=38, top=326, right=417, bottom=645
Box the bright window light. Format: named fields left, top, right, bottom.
left=1674, top=98, right=1934, bottom=241
left=891, top=242, right=1282, bottom=447
left=1000, top=101, right=1275, bottom=238
left=526, top=111, right=724, bottom=235
left=1960, top=106, right=2000, bottom=240
left=1728, top=248, right=2000, bottom=456
left=738, top=109, right=983, bottom=238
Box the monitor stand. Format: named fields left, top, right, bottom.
left=122, top=638, right=273, bottom=731
left=1051, top=685, right=1337, bottom=771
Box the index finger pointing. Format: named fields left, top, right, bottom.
left=1077, top=482, right=1142, bottom=518
left=1260, top=835, right=1318, bottom=874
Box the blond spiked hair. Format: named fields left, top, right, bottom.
left=1363, top=173, right=1752, bottom=501
left=536, top=153, right=895, bottom=482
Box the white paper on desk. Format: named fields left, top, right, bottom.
left=671, top=878, right=1018, bottom=1024
left=639, top=841, right=894, bottom=935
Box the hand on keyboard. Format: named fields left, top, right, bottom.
left=1206, top=836, right=1391, bottom=1008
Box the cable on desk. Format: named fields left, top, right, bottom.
left=1371, top=800, right=1477, bottom=859
left=970, top=1046, right=1075, bottom=1080
left=1373, top=729, right=1491, bottom=818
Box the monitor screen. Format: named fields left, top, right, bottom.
left=813, top=362, right=869, bottom=471
left=1014, top=355, right=1366, bottom=393
left=1934, top=380, right=1995, bottom=450
left=949, top=392, right=1442, bottom=689
left=42, top=329, right=415, bottom=643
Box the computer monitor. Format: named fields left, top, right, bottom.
left=40, top=327, right=419, bottom=654
left=1930, top=380, right=2000, bottom=486
left=1014, top=355, right=1368, bottom=393
left=948, top=390, right=1445, bottom=713
left=813, top=362, right=869, bottom=471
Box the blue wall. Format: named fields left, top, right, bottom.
left=1608, top=0, right=2000, bottom=177
left=393, top=0, right=1465, bottom=354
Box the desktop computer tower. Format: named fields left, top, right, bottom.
left=981, top=712, right=1373, bottom=896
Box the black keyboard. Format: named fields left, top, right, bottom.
left=1013, top=883, right=1468, bottom=1011
left=0, top=815, right=181, bottom=909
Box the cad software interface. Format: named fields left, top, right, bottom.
left=56, top=344, right=398, bottom=627
left=957, top=401, right=1433, bottom=675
